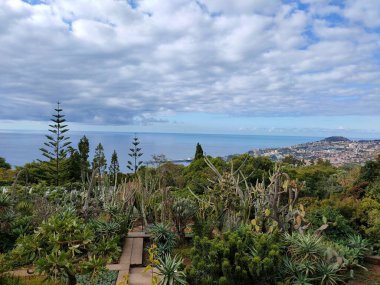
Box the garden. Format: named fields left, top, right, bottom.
left=0, top=106, right=379, bottom=285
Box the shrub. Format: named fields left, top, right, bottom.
left=307, top=205, right=355, bottom=240
left=187, top=226, right=282, bottom=285
left=172, top=198, right=196, bottom=240
left=354, top=197, right=380, bottom=250
left=11, top=209, right=105, bottom=285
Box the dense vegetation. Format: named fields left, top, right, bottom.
left=0, top=104, right=379, bottom=285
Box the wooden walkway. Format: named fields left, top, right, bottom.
left=116, top=232, right=149, bottom=285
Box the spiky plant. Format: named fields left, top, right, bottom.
left=291, top=274, right=314, bottom=285
left=317, top=262, right=343, bottom=285
left=156, top=254, right=187, bottom=285
left=149, top=223, right=177, bottom=257
left=346, top=234, right=371, bottom=261
left=285, top=232, right=325, bottom=263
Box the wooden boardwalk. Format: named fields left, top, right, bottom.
left=116, top=232, right=148, bottom=285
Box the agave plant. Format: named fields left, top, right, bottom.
left=346, top=234, right=371, bottom=261
left=291, top=273, right=315, bottom=285
left=156, top=254, right=187, bottom=285
left=150, top=223, right=177, bottom=257
left=317, top=262, right=343, bottom=285
left=284, top=232, right=325, bottom=263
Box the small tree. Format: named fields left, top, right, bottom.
left=92, top=143, right=107, bottom=174
left=172, top=198, right=196, bottom=240
left=67, top=147, right=81, bottom=182
left=109, top=150, right=120, bottom=185
left=194, top=143, right=204, bottom=160
left=78, top=135, right=90, bottom=183
left=39, top=102, right=71, bottom=186
left=0, top=157, right=11, bottom=170
left=11, top=210, right=105, bottom=285
left=127, top=134, right=143, bottom=173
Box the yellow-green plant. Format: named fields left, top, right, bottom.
left=144, top=244, right=160, bottom=285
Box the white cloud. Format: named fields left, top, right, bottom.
left=0, top=0, right=379, bottom=126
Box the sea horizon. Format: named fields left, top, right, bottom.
left=1, top=129, right=378, bottom=170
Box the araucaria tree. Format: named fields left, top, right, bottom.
left=78, top=135, right=90, bottom=183
left=109, top=150, right=120, bottom=185
left=92, top=143, right=107, bottom=174
left=127, top=134, right=143, bottom=173
left=40, top=102, right=71, bottom=186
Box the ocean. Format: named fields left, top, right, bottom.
left=0, top=131, right=322, bottom=169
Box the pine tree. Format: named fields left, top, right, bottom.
left=194, top=143, right=204, bottom=160
left=67, top=147, right=81, bottom=182
left=92, top=143, right=107, bottom=174
left=109, top=150, right=120, bottom=185
left=127, top=134, right=143, bottom=173
left=39, top=102, right=71, bottom=186
left=78, top=135, right=90, bottom=183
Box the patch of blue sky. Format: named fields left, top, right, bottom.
left=127, top=0, right=138, bottom=9
left=21, top=0, right=45, bottom=5
left=62, top=18, right=73, bottom=32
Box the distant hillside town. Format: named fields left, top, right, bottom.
left=250, top=136, right=380, bottom=166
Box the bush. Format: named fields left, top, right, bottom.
left=354, top=197, right=380, bottom=251
left=11, top=209, right=105, bottom=285
left=307, top=205, right=355, bottom=240
left=187, top=226, right=282, bottom=285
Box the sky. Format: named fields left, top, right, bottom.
left=0, top=0, right=379, bottom=138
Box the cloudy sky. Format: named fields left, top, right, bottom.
left=0, top=0, right=379, bottom=137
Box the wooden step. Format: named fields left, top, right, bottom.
left=130, top=238, right=144, bottom=266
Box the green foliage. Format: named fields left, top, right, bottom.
left=76, top=270, right=117, bottom=285
left=291, top=164, right=338, bottom=199
left=353, top=197, right=380, bottom=250
left=11, top=209, right=104, bottom=285
left=187, top=226, right=282, bottom=285
left=182, top=156, right=227, bottom=195
left=172, top=198, right=196, bottom=239
left=92, top=143, right=107, bottom=174
left=78, top=135, right=90, bottom=184
left=39, top=102, right=71, bottom=186
left=229, top=154, right=274, bottom=185
left=367, top=179, right=380, bottom=201
left=307, top=205, right=355, bottom=240
left=282, top=233, right=345, bottom=285
left=0, top=157, right=11, bottom=170
left=358, top=157, right=380, bottom=183
left=0, top=168, right=15, bottom=186
left=0, top=275, right=22, bottom=285
left=109, top=150, right=120, bottom=185
left=194, top=143, right=204, bottom=160
left=156, top=162, right=185, bottom=189
left=156, top=254, right=187, bottom=285
left=149, top=223, right=177, bottom=257
left=66, top=147, right=81, bottom=182
left=0, top=193, right=33, bottom=252
left=127, top=135, right=143, bottom=173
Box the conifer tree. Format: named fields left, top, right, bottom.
left=40, top=102, right=71, bottom=186
left=109, top=150, right=120, bottom=185
left=67, top=147, right=81, bottom=182
left=78, top=135, right=90, bottom=183
left=92, top=143, right=107, bottom=174
left=127, top=134, right=143, bottom=173
left=194, top=142, right=204, bottom=160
